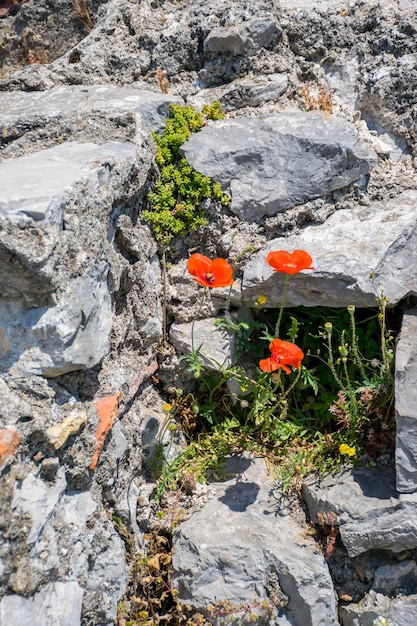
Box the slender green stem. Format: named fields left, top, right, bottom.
left=325, top=323, right=346, bottom=392
left=275, top=275, right=289, bottom=338
left=225, top=283, right=233, bottom=323
left=191, top=288, right=206, bottom=354
left=225, top=244, right=253, bottom=323
left=379, top=296, right=391, bottom=377
left=283, top=366, right=303, bottom=399
left=348, top=305, right=368, bottom=384
left=342, top=356, right=359, bottom=425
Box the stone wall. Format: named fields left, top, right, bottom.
left=1, top=0, right=417, bottom=624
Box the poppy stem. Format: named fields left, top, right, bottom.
left=275, top=275, right=289, bottom=338
left=324, top=323, right=346, bottom=393
left=191, top=288, right=206, bottom=354
left=283, top=366, right=303, bottom=399
left=226, top=244, right=252, bottom=322
left=348, top=305, right=368, bottom=384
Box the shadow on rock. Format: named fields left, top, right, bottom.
left=218, top=481, right=260, bottom=512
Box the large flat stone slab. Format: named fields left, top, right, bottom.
left=0, top=141, right=135, bottom=227
left=0, top=85, right=183, bottom=136
left=240, top=190, right=417, bottom=307
left=181, top=110, right=376, bottom=221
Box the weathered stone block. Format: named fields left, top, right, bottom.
left=181, top=110, right=376, bottom=221
left=303, top=466, right=417, bottom=557
left=169, top=317, right=236, bottom=370
left=204, top=16, right=282, bottom=56
left=240, top=190, right=417, bottom=308
left=172, top=455, right=339, bottom=626
left=395, top=309, right=417, bottom=493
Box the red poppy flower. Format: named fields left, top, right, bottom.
left=188, top=253, right=234, bottom=288
left=259, top=338, right=304, bottom=374
left=266, top=250, right=314, bottom=275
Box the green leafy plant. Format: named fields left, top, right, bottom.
left=159, top=250, right=396, bottom=494
left=143, top=103, right=230, bottom=248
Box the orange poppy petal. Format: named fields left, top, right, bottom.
left=188, top=253, right=211, bottom=278
left=266, top=249, right=314, bottom=274
left=259, top=357, right=280, bottom=372
left=269, top=338, right=286, bottom=353
left=266, top=250, right=293, bottom=271
left=292, top=250, right=314, bottom=270
left=210, top=258, right=234, bottom=287
left=268, top=338, right=304, bottom=371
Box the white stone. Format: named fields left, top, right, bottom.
left=12, top=468, right=67, bottom=544
left=0, top=142, right=135, bottom=227
left=0, top=582, right=84, bottom=626
left=395, top=309, right=417, bottom=493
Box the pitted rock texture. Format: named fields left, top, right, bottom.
left=172, top=455, right=339, bottom=626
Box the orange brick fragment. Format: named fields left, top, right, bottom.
left=89, top=393, right=121, bottom=471
left=0, top=429, right=20, bottom=465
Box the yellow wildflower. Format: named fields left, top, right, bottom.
left=339, top=443, right=356, bottom=457
left=255, top=294, right=267, bottom=306
left=162, top=402, right=173, bottom=413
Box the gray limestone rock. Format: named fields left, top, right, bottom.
left=83, top=520, right=126, bottom=626
left=204, top=16, right=282, bottom=56
left=189, top=74, right=289, bottom=111
left=1, top=262, right=112, bottom=378
left=0, top=582, right=84, bottom=626
left=172, top=455, right=339, bottom=626
left=372, top=559, right=417, bottom=596
left=181, top=111, right=376, bottom=221
left=303, top=465, right=417, bottom=557
left=0, top=133, right=160, bottom=378
left=169, top=317, right=235, bottom=370
left=11, top=467, right=67, bottom=545
left=240, top=190, right=417, bottom=308
left=0, top=141, right=135, bottom=227
left=0, top=85, right=183, bottom=148
left=339, top=590, right=417, bottom=626
left=395, top=309, right=417, bottom=493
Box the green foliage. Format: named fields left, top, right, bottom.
left=143, top=103, right=230, bottom=247
left=161, top=299, right=396, bottom=494
left=202, top=101, right=226, bottom=120
left=154, top=424, right=255, bottom=504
